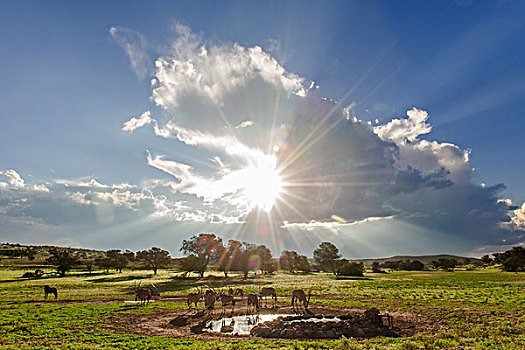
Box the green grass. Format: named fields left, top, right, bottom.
left=0, top=267, right=524, bottom=349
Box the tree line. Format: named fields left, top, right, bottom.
left=482, top=246, right=525, bottom=272
left=15, top=234, right=524, bottom=277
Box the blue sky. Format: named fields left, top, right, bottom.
left=0, top=0, right=524, bottom=258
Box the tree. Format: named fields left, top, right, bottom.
left=407, top=260, right=424, bottom=271
left=136, top=247, right=172, bottom=275
left=257, top=245, right=275, bottom=274
left=180, top=233, right=223, bottom=278
left=381, top=260, right=400, bottom=271
left=296, top=255, right=311, bottom=273
left=497, top=246, right=525, bottom=272
left=26, top=246, right=36, bottom=261
left=432, top=258, right=457, bottom=270
left=46, top=248, right=79, bottom=277
left=481, top=254, right=493, bottom=266
left=371, top=262, right=383, bottom=273
left=84, top=260, right=94, bottom=274
left=232, top=242, right=258, bottom=279
left=217, top=239, right=240, bottom=277
left=313, top=242, right=341, bottom=275
left=95, top=255, right=113, bottom=273
left=175, top=255, right=204, bottom=276
left=280, top=250, right=299, bottom=273
left=106, top=249, right=128, bottom=273
left=336, top=260, right=364, bottom=277
left=280, top=250, right=310, bottom=273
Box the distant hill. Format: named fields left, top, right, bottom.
left=355, top=254, right=481, bottom=265
left=0, top=242, right=106, bottom=266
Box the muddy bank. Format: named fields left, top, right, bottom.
left=111, top=298, right=444, bottom=340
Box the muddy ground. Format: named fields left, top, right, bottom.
left=110, top=296, right=446, bottom=341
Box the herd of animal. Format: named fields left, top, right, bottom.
left=186, top=286, right=312, bottom=316
left=42, top=283, right=311, bottom=315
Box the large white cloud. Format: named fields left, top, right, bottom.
left=152, top=23, right=307, bottom=110
left=0, top=169, right=25, bottom=188
left=2, top=24, right=522, bottom=257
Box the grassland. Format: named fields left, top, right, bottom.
left=0, top=266, right=523, bottom=349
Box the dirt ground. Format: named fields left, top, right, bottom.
left=110, top=296, right=445, bottom=341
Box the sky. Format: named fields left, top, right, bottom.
left=0, top=0, right=524, bottom=258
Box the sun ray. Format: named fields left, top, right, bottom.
left=267, top=86, right=283, bottom=155
left=273, top=194, right=310, bottom=222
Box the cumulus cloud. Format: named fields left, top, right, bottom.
left=504, top=202, right=525, bottom=231
left=122, top=111, right=153, bottom=132
left=128, top=24, right=525, bottom=255
left=2, top=24, right=521, bottom=256
left=374, top=107, right=432, bottom=143
left=0, top=169, right=25, bottom=188
left=152, top=23, right=308, bottom=112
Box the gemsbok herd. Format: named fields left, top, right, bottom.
left=186, top=285, right=312, bottom=316
left=41, top=282, right=311, bottom=316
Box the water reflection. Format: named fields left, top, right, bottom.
left=206, top=314, right=291, bottom=335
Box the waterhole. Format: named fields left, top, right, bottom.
left=204, top=314, right=292, bottom=335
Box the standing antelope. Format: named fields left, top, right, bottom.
left=291, top=289, right=311, bottom=310
left=234, top=288, right=244, bottom=299
left=187, top=287, right=203, bottom=310
left=228, top=287, right=234, bottom=295
left=259, top=287, right=277, bottom=308
left=150, top=284, right=160, bottom=300
left=218, top=292, right=235, bottom=316
left=135, top=284, right=160, bottom=305
left=44, top=285, right=58, bottom=300
left=246, top=293, right=260, bottom=314
left=204, top=290, right=216, bottom=316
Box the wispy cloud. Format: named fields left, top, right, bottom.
left=109, top=26, right=151, bottom=79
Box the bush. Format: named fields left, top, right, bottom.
left=337, top=260, right=364, bottom=277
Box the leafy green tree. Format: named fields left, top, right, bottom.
left=381, top=260, right=400, bottom=271
left=280, top=250, right=299, bottom=273
left=106, top=249, right=128, bottom=273
left=136, top=247, right=172, bottom=275
left=432, top=258, right=457, bottom=270
left=503, top=256, right=525, bottom=272
left=371, top=262, right=383, bottom=273
left=296, top=255, right=311, bottom=273
left=313, top=242, right=341, bottom=275
left=336, top=260, right=364, bottom=277
left=84, top=260, right=94, bottom=274
left=407, top=260, right=425, bottom=271
left=280, top=250, right=310, bottom=273
left=481, top=254, right=493, bottom=265
left=498, top=246, right=525, bottom=272
left=232, top=242, right=258, bottom=279
left=256, top=245, right=275, bottom=274
left=180, top=233, right=223, bottom=278
left=26, top=246, right=36, bottom=261
left=175, top=255, right=204, bottom=276
left=217, top=239, right=240, bottom=277
left=95, top=256, right=113, bottom=273
left=46, top=248, right=79, bottom=276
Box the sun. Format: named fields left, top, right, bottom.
left=240, top=164, right=283, bottom=212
